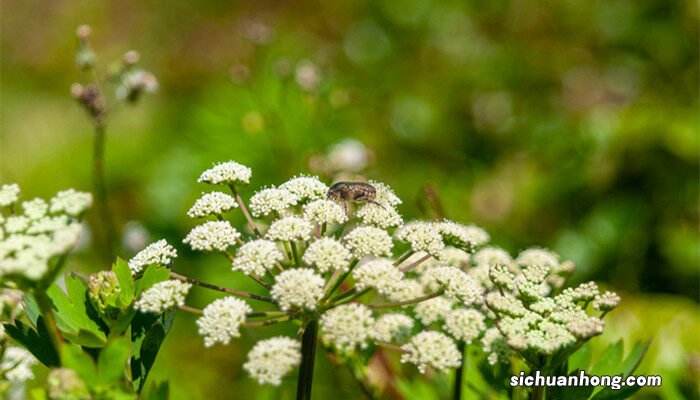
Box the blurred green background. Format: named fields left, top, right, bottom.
left=1, top=0, right=698, bottom=399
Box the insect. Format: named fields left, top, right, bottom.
left=326, top=181, right=384, bottom=212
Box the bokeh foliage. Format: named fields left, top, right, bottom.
left=1, top=0, right=697, bottom=398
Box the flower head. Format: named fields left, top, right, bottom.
left=343, top=226, right=393, bottom=257
left=265, top=217, right=313, bottom=242
left=134, top=280, right=191, bottom=313
left=243, top=337, right=301, bottom=386
left=414, top=297, right=453, bottom=325
left=198, top=161, right=252, bottom=185
left=0, top=184, right=20, bottom=207
left=444, top=308, right=486, bottom=343
left=49, top=189, right=93, bottom=217
left=352, top=259, right=403, bottom=295
left=320, top=303, right=374, bottom=353
left=1, top=346, right=37, bottom=383
left=22, top=198, right=48, bottom=220
left=401, top=331, right=461, bottom=373
left=183, top=221, right=240, bottom=251
left=232, top=239, right=284, bottom=276
left=593, top=291, right=620, bottom=312
left=302, top=238, right=351, bottom=273
left=187, top=192, right=237, bottom=218
left=357, top=203, right=403, bottom=229
left=473, top=247, right=513, bottom=269
left=368, top=180, right=401, bottom=206
left=128, top=239, right=178, bottom=274
left=438, top=221, right=489, bottom=252
left=249, top=187, right=298, bottom=217
left=196, top=297, right=252, bottom=347
left=370, top=313, right=414, bottom=342
left=303, top=199, right=348, bottom=225
left=279, top=175, right=328, bottom=202
left=396, top=222, right=444, bottom=255
left=271, top=268, right=324, bottom=310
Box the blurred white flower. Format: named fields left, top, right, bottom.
left=134, top=280, right=191, bottom=313
left=271, top=268, right=324, bottom=310
left=243, top=337, right=301, bottom=386
left=1, top=346, right=37, bottom=383
left=197, top=297, right=252, bottom=347
left=593, top=291, right=620, bottom=312
left=353, top=258, right=403, bottom=296
left=444, top=308, right=485, bottom=343
left=303, top=199, right=348, bottom=225
left=49, top=189, right=93, bottom=217
left=302, top=238, right=351, bottom=273
left=401, top=331, right=461, bottom=373
left=370, top=313, right=414, bottom=342
left=343, top=226, right=393, bottom=257
left=22, top=198, right=48, bottom=220
left=356, top=203, right=402, bottom=229
left=320, top=303, right=374, bottom=353
left=414, top=297, right=453, bottom=325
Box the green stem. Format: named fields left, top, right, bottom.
left=400, top=253, right=432, bottom=273
left=453, top=341, right=466, bottom=400
left=532, top=385, right=545, bottom=400
left=290, top=241, right=302, bottom=268
left=93, top=122, right=116, bottom=261
left=369, top=290, right=444, bottom=309
left=228, top=184, right=262, bottom=237
left=393, top=250, right=414, bottom=266
left=322, top=260, right=359, bottom=301
left=296, top=319, right=319, bottom=400
left=35, top=293, right=63, bottom=355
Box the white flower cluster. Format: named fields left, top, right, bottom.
left=196, top=297, right=252, bottom=347
left=320, top=303, right=374, bottom=353
left=1, top=346, right=37, bottom=383
left=302, top=238, right=351, bottom=273
left=198, top=161, right=252, bottom=185
left=232, top=239, right=284, bottom=276
left=401, top=331, right=461, bottom=373
left=265, top=217, right=313, bottom=242
left=438, top=221, right=489, bottom=252
left=187, top=192, right=237, bottom=218
left=368, top=180, right=401, bottom=206
left=243, top=337, right=301, bottom=386
left=444, top=308, right=486, bottom=343
left=414, top=297, right=453, bottom=325
left=420, top=266, right=483, bottom=304
left=279, top=175, right=328, bottom=201
left=183, top=221, right=240, bottom=251
left=370, top=313, right=414, bottom=342
left=0, top=185, right=89, bottom=282
left=356, top=203, right=403, bottom=229
left=396, top=222, right=445, bottom=255
left=353, top=259, right=404, bottom=295
left=134, top=280, right=191, bottom=313
left=303, top=199, right=347, bottom=225
left=343, top=226, right=393, bottom=257
left=270, top=268, right=325, bottom=310
left=128, top=239, right=178, bottom=274
left=249, top=187, right=298, bottom=217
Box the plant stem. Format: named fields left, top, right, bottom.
left=228, top=184, right=262, bottom=237
left=369, top=290, right=444, bottom=309
left=393, top=250, right=415, bottom=267
left=35, top=293, right=63, bottom=355
left=178, top=304, right=203, bottom=314
left=222, top=251, right=272, bottom=289
left=374, top=341, right=407, bottom=353
left=400, top=253, right=432, bottom=273
left=169, top=271, right=274, bottom=303
left=453, top=341, right=466, bottom=400
left=290, top=241, right=302, bottom=268
left=327, top=287, right=371, bottom=308
left=532, top=385, right=545, bottom=400
left=296, top=319, right=319, bottom=400
left=243, top=313, right=297, bottom=327
left=93, top=122, right=116, bottom=261
left=322, top=260, right=359, bottom=301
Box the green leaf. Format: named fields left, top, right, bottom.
left=147, top=381, right=170, bottom=400
left=97, top=337, right=131, bottom=387
left=3, top=319, right=59, bottom=367
left=135, top=266, right=169, bottom=294
left=45, top=276, right=108, bottom=346
left=63, top=328, right=110, bottom=348
left=590, top=340, right=624, bottom=377
left=113, top=258, right=135, bottom=307
left=62, top=344, right=97, bottom=383
left=590, top=340, right=652, bottom=400
left=134, top=321, right=166, bottom=392
left=546, top=370, right=595, bottom=400
left=130, top=310, right=174, bottom=393
left=568, top=342, right=592, bottom=373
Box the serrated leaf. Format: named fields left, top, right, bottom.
left=62, top=344, right=97, bottom=383
left=568, top=342, right=592, bottom=373
left=97, top=337, right=131, bottom=387
left=136, top=266, right=169, bottom=294
left=3, top=319, right=59, bottom=367
left=114, top=258, right=135, bottom=307
left=23, top=295, right=41, bottom=326
left=590, top=340, right=624, bottom=377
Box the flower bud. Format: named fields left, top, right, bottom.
left=88, top=271, right=121, bottom=319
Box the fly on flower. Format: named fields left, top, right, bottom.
left=326, top=181, right=384, bottom=212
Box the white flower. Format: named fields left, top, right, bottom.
left=368, top=180, right=402, bottom=206
left=302, top=238, right=351, bottom=273
left=320, top=303, right=374, bottom=353
left=401, top=331, right=461, bottom=373
left=271, top=268, right=324, bottom=310
left=384, top=279, right=425, bottom=302
left=187, top=192, right=237, bottom=218
left=489, top=264, right=515, bottom=290
left=481, top=328, right=512, bottom=365
left=128, top=239, right=178, bottom=274
left=196, top=297, right=252, bottom=347
left=436, top=247, right=471, bottom=269
left=49, top=189, right=93, bottom=217
left=421, top=266, right=483, bottom=304
left=243, top=337, right=301, bottom=386
left=22, top=198, right=48, bottom=220
left=352, top=259, right=403, bottom=295
left=4, top=216, right=30, bottom=233
left=444, top=309, right=485, bottom=343
left=515, top=248, right=559, bottom=269
left=438, top=221, right=489, bottom=252
left=396, top=222, right=444, bottom=255
left=279, top=175, right=328, bottom=201
left=343, top=226, right=393, bottom=257
left=265, top=217, right=313, bottom=242
left=485, top=292, right=527, bottom=317
left=357, top=203, right=403, bottom=229
left=1, top=346, right=36, bottom=383
left=472, top=247, right=513, bottom=269
left=183, top=221, right=240, bottom=251
left=370, top=313, right=414, bottom=342
left=567, top=317, right=605, bottom=340
left=134, top=280, right=191, bottom=313
left=593, top=291, right=620, bottom=312
left=303, top=199, right=347, bottom=225
left=232, top=239, right=284, bottom=276
left=249, top=187, right=298, bottom=217
left=198, top=161, right=252, bottom=185
left=414, top=297, right=453, bottom=325
left=26, top=215, right=70, bottom=235
left=526, top=321, right=576, bottom=355
left=0, top=184, right=20, bottom=207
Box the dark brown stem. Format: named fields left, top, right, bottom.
left=228, top=184, right=261, bottom=236
left=400, top=253, right=432, bottom=273
left=369, top=290, right=444, bottom=309
left=169, top=271, right=274, bottom=303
